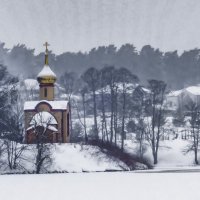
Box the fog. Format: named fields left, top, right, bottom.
left=0, top=0, right=199, bottom=54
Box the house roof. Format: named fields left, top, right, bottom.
left=185, top=86, right=200, bottom=95
left=24, top=100, right=68, bottom=110
left=167, top=89, right=183, bottom=97
left=140, top=86, right=151, bottom=93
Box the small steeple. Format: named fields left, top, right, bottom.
left=37, top=42, right=56, bottom=81
left=37, top=42, right=57, bottom=101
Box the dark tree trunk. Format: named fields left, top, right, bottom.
left=114, top=90, right=118, bottom=146
left=195, top=148, right=198, bottom=165
left=121, top=87, right=126, bottom=151
left=153, top=152, right=158, bottom=165
left=101, top=89, right=108, bottom=143
left=92, top=90, right=98, bottom=139
left=110, top=87, right=114, bottom=143
left=69, top=100, right=73, bottom=136
left=82, top=93, right=88, bottom=143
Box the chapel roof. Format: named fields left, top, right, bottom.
left=24, top=100, right=68, bottom=110
left=37, top=65, right=56, bottom=78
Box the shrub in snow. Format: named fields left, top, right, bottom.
left=71, top=122, right=84, bottom=143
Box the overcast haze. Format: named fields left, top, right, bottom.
left=0, top=0, right=200, bottom=54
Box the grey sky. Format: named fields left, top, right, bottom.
left=0, top=0, right=199, bottom=54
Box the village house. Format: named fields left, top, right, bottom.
left=166, top=85, right=200, bottom=112
left=165, top=89, right=183, bottom=111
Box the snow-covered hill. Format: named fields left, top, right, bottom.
left=1, top=143, right=148, bottom=174
left=51, top=144, right=128, bottom=172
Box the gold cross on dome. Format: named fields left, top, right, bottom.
left=43, top=42, right=50, bottom=52
left=43, top=42, right=50, bottom=65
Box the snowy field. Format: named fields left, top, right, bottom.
left=1, top=172, right=200, bottom=200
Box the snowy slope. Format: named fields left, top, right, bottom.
left=50, top=143, right=128, bottom=172
left=125, top=138, right=199, bottom=169
left=4, top=143, right=131, bottom=173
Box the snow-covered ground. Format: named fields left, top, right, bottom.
left=125, top=139, right=199, bottom=169
left=2, top=143, right=131, bottom=174
left=123, top=116, right=199, bottom=168
left=51, top=144, right=128, bottom=172
left=12, top=139, right=198, bottom=173
left=1, top=172, right=200, bottom=200
left=73, top=115, right=200, bottom=169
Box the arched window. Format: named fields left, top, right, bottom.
left=28, top=111, right=58, bottom=143
left=44, top=88, right=47, bottom=97
left=30, top=111, right=58, bottom=126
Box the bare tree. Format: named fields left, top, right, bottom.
left=30, top=112, right=55, bottom=174
left=60, top=72, right=77, bottom=136
left=0, top=140, right=6, bottom=169
left=105, top=66, right=117, bottom=143
left=132, top=93, right=148, bottom=159
left=100, top=66, right=120, bottom=144
left=80, top=86, right=88, bottom=143
left=146, top=80, right=167, bottom=164
left=81, top=67, right=99, bottom=140
left=3, top=95, right=28, bottom=171
left=4, top=140, right=27, bottom=170
left=185, top=102, right=200, bottom=164
left=117, top=68, right=139, bottom=151
left=99, top=68, right=109, bottom=142
left=0, top=66, right=18, bottom=140
left=74, top=87, right=88, bottom=143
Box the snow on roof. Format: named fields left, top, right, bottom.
left=24, top=100, right=68, bottom=110
left=185, top=86, right=200, bottom=95
left=48, top=125, right=58, bottom=132
left=27, top=125, right=58, bottom=132
left=37, top=65, right=56, bottom=78
left=141, top=87, right=151, bottom=93
left=167, top=89, right=183, bottom=97
left=30, top=111, right=58, bottom=126
left=24, top=79, right=39, bottom=90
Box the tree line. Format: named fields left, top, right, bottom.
left=1, top=42, right=200, bottom=89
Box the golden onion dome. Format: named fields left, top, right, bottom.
left=37, top=42, right=57, bottom=84
left=37, top=65, right=57, bottom=84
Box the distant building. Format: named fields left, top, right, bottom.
left=166, top=85, right=200, bottom=111
left=132, top=85, right=151, bottom=101
left=24, top=43, right=70, bottom=144
left=165, top=90, right=183, bottom=111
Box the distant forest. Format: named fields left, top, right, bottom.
left=0, top=42, right=200, bottom=90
